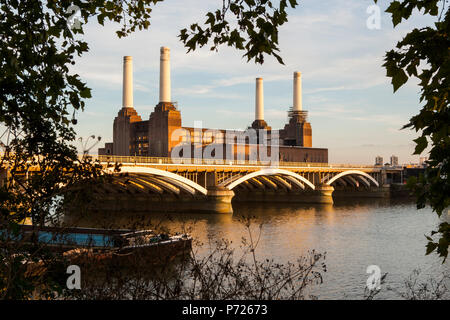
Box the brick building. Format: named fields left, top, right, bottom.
left=98, top=47, right=328, bottom=164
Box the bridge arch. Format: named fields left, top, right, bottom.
left=222, top=168, right=315, bottom=190
left=324, top=170, right=379, bottom=187
left=105, top=166, right=208, bottom=195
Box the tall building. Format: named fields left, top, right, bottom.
left=375, top=156, right=383, bottom=166
left=419, top=156, right=428, bottom=166
left=98, top=47, right=328, bottom=163
left=390, top=155, right=399, bottom=166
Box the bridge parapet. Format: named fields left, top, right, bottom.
left=96, top=155, right=381, bottom=170
left=97, top=155, right=330, bottom=168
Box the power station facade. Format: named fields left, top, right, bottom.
left=98, top=47, right=328, bottom=163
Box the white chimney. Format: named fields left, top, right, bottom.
left=122, top=56, right=133, bottom=108
left=159, top=46, right=171, bottom=103
left=293, top=71, right=302, bottom=111
left=255, top=77, right=264, bottom=121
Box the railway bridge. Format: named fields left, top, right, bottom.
left=95, top=156, right=396, bottom=214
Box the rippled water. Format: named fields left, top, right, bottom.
left=72, top=198, right=450, bottom=299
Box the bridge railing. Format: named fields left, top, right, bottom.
left=96, top=155, right=377, bottom=169
left=96, top=155, right=329, bottom=167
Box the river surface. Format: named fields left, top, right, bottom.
left=72, top=198, right=450, bottom=299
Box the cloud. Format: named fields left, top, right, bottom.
left=216, top=109, right=252, bottom=119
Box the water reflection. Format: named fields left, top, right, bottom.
left=65, top=198, right=450, bottom=299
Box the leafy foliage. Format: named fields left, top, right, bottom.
left=179, top=0, right=298, bottom=64
left=376, top=0, right=450, bottom=259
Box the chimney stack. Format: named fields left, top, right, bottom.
left=159, top=46, right=171, bottom=103
left=122, top=56, right=133, bottom=108
left=255, top=77, right=264, bottom=121
left=293, top=71, right=302, bottom=111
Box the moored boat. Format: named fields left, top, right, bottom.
left=3, top=225, right=192, bottom=266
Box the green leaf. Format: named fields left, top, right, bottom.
left=413, top=136, right=428, bottom=154
left=80, top=88, right=92, bottom=99
left=392, top=69, right=408, bottom=92
left=426, top=241, right=438, bottom=255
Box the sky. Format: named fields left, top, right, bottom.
left=71, top=0, right=435, bottom=165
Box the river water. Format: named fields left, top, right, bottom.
left=73, top=198, right=450, bottom=300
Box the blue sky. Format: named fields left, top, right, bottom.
left=72, top=0, right=434, bottom=164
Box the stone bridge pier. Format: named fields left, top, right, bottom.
left=204, top=186, right=235, bottom=214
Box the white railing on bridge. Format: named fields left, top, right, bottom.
left=93, top=155, right=377, bottom=169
